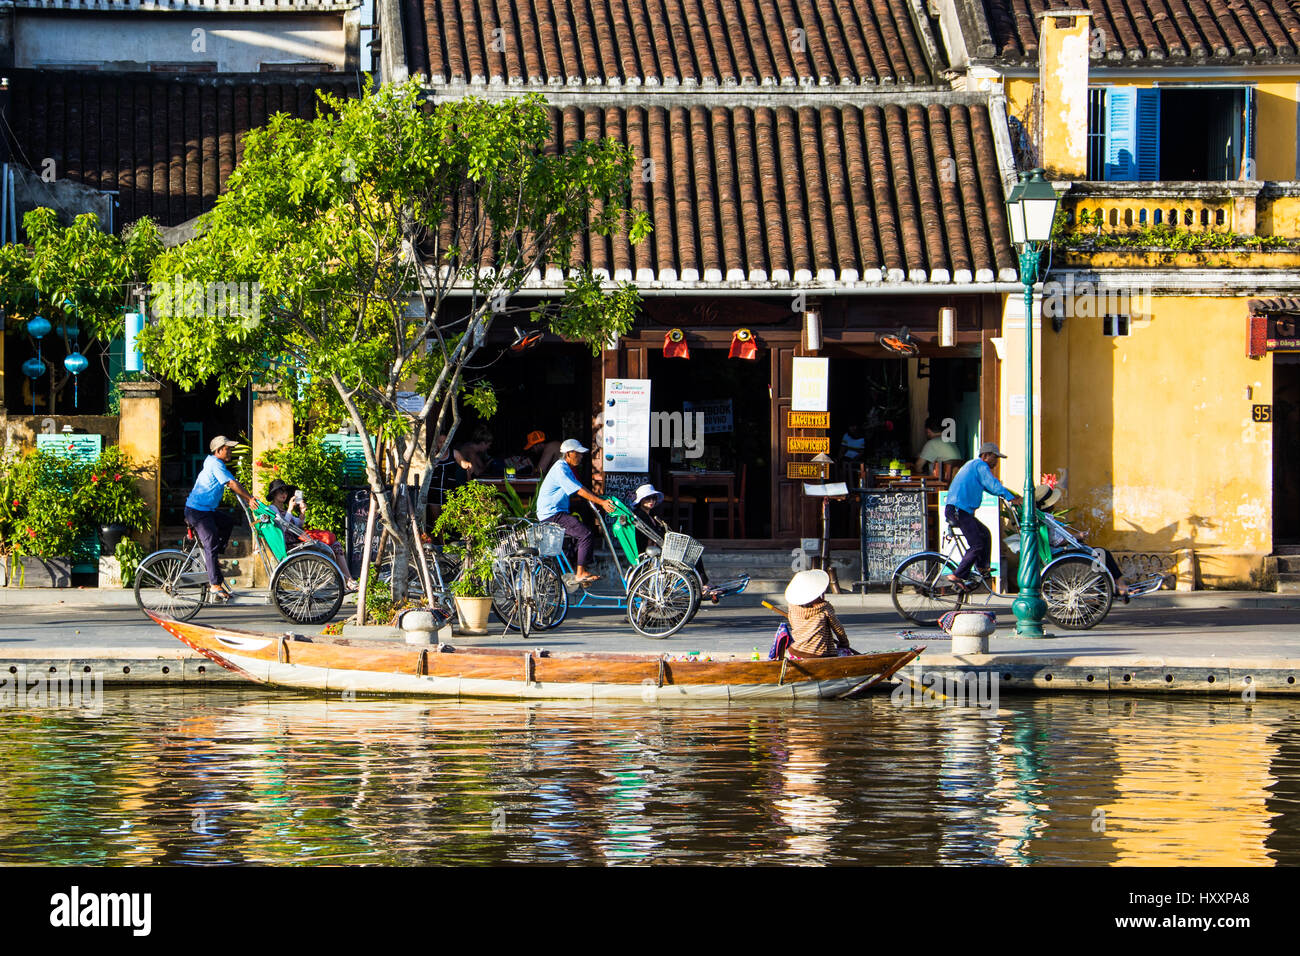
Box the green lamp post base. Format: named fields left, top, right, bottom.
left=1012, top=592, right=1048, bottom=637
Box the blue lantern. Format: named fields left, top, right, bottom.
left=22, top=357, right=45, bottom=378
left=65, top=351, right=88, bottom=409
left=28, top=315, right=51, bottom=340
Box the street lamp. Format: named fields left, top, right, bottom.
left=1004, top=168, right=1059, bottom=638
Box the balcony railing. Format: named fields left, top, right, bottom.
left=1059, top=181, right=1300, bottom=242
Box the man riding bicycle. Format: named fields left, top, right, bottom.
left=537, top=438, right=615, bottom=586
left=184, top=435, right=259, bottom=603
left=944, top=442, right=1021, bottom=590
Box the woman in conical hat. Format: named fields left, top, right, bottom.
left=783, top=570, right=854, bottom=659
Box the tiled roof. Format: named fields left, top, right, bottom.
left=402, top=0, right=942, bottom=88
left=4, top=71, right=356, bottom=229
left=537, top=96, right=1016, bottom=287
left=983, top=0, right=1300, bottom=64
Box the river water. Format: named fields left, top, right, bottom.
left=1, top=688, right=1297, bottom=865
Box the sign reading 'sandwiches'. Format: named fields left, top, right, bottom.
left=787, top=436, right=831, bottom=454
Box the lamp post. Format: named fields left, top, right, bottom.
left=1004, top=168, right=1060, bottom=638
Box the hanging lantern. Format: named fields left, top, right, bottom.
left=124, top=312, right=146, bottom=373
left=938, top=307, right=955, bottom=348
left=728, top=328, right=757, bottom=360
left=22, top=357, right=45, bottom=379
left=64, top=351, right=88, bottom=409
left=28, top=315, right=51, bottom=340
left=663, top=328, right=690, bottom=359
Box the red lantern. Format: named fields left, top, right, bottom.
left=663, top=328, right=690, bottom=359
left=728, top=328, right=757, bottom=360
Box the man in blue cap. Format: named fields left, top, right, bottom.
left=184, top=435, right=259, bottom=602
left=944, top=442, right=1021, bottom=589
left=537, top=438, right=614, bottom=585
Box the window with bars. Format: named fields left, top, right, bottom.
left=1087, top=88, right=1108, bottom=181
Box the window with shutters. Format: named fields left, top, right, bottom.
left=1089, top=86, right=1255, bottom=182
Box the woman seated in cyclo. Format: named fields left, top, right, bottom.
left=631, top=484, right=718, bottom=599
left=777, top=570, right=857, bottom=660
left=266, top=479, right=358, bottom=591
left=1032, top=483, right=1132, bottom=603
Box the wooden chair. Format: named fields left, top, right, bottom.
left=666, top=493, right=697, bottom=534
left=705, top=464, right=746, bottom=539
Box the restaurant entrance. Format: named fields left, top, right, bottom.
left=647, top=349, right=772, bottom=541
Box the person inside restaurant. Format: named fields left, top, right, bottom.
left=915, top=417, right=963, bottom=478
left=524, top=430, right=563, bottom=478
left=454, top=428, right=496, bottom=477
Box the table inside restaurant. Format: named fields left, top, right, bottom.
left=668, top=470, right=737, bottom=538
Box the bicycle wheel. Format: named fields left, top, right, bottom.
left=134, top=550, right=209, bottom=622
left=627, top=566, right=696, bottom=639
left=271, top=552, right=345, bottom=625
left=1042, top=556, right=1114, bottom=630
left=890, top=553, right=967, bottom=626
left=514, top=560, right=534, bottom=642
left=533, top=561, right=568, bottom=631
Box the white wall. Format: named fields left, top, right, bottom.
left=17, top=13, right=348, bottom=71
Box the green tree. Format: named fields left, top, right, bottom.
left=139, top=79, right=648, bottom=602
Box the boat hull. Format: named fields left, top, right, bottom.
left=150, top=615, right=923, bottom=702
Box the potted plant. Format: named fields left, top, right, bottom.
left=433, top=481, right=506, bottom=634
left=81, top=446, right=150, bottom=552
left=1, top=448, right=89, bottom=587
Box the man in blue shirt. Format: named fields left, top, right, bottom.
left=184, top=435, right=259, bottom=602
left=537, top=438, right=614, bottom=585
left=945, top=442, right=1022, bottom=588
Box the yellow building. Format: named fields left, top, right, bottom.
left=939, top=0, right=1300, bottom=588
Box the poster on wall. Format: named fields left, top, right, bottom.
left=792, top=357, right=829, bottom=412
left=603, top=378, right=651, bottom=472
left=683, top=398, right=733, bottom=434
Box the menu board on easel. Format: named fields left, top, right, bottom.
left=859, top=489, right=927, bottom=585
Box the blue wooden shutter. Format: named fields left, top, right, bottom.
left=1245, top=87, right=1256, bottom=178
left=1134, top=88, right=1161, bottom=180
left=321, top=434, right=372, bottom=484
left=1105, top=88, right=1137, bottom=180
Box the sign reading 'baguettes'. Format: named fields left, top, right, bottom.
left=787, top=411, right=831, bottom=429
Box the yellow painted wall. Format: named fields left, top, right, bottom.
left=1040, top=295, right=1273, bottom=588
left=1038, top=14, right=1091, bottom=179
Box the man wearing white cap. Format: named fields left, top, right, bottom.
left=783, top=569, right=854, bottom=659
left=184, top=435, right=259, bottom=602
left=944, top=442, right=1021, bottom=589
left=537, top=438, right=615, bottom=585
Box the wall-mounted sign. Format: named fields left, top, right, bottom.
left=787, top=462, right=826, bottom=479
left=791, top=356, right=829, bottom=412
left=787, top=436, right=831, bottom=454
left=683, top=398, right=733, bottom=434
left=603, top=378, right=651, bottom=472
left=787, top=410, right=831, bottom=428
left=1248, top=313, right=1300, bottom=357
left=1253, top=404, right=1273, bottom=422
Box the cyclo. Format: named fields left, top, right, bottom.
left=134, top=497, right=349, bottom=625
left=540, top=496, right=749, bottom=639
left=889, top=499, right=1164, bottom=630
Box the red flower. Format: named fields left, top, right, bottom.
left=91, top=475, right=100, bottom=483
left=65, top=520, right=73, bottom=527
left=10, top=500, right=18, bottom=507
left=27, top=528, right=36, bottom=538
left=113, top=474, right=121, bottom=482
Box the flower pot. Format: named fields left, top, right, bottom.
left=99, top=523, right=130, bottom=554
left=453, top=595, right=493, bottom=635
left=10, top=555, right=73, bottom=588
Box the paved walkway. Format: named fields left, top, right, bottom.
left=3, top=591, right=1300, bottom=692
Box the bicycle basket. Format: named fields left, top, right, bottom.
left=662, top=532, right=703, bottom=566
left=525, top=521, right=566, bottom=558
left=493, top=527, right=529, bottom=558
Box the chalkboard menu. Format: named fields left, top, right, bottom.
left=345, top=488, right=380, bottom=577
left=602, top=471, right=650, bottom=506
left=859, top=490, right=927, bottom=585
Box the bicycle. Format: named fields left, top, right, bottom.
left=489, top=519, right=569, bottom=637
left=889, top=500, right=1165, bottom=629
left=134, top=498, right=347, bottom=625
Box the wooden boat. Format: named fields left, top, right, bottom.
left=150, top=614, right=924, bottom=702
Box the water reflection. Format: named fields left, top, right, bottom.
left=0, top=690, right=1296, bottom=865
